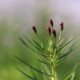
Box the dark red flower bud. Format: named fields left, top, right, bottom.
left=47, top=26, right=51, bottom=35
left=60, top=22, right=63, bottom=30
left=32, top=26, right=37, bottom=33
left=52, top=30, right=56, bottom=37
left=50, top=19, right=53, bottom=27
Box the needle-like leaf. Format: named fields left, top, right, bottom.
left=15, top=55, right=51, bottom=77
left=57, top=38, right=75, bottom=52
left=33, top=39, right=44, bottom=51
left=38, top=59, right=50, bottom=65
left=61, top=63, right=80, bottom=80
left=17, top=68, right=34, bottom=80
left=19, top=37, right=35, bottom=52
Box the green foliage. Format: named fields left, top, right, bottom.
left=15, top=20, right=80, bottom=80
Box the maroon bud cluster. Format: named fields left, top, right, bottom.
left=47, top=26, right=51, bottom=35
left=32, top=20, right=63, bottom=38
left=50, top=19, right=53, bottom=27
left=60, top=22, right=63, bottom=30
left=32, top=26, right=37, bottom=33
left=52, top=30, right=56, bottom=37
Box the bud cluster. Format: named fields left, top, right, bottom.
left=32, top=19, right=63, bottom=39
left=19, top=18, right=77, bottom=80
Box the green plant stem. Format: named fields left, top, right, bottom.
left=57, top=30, right=62, bottom=45
left=51, top=76, right=54, bottom=80
left=59, top=30, right=62, bottom=41
left=54, top=37, right=56, bottom=47
left=51, top=68, right=54, bottom=80
left=51, top=62, right=55, bottom=80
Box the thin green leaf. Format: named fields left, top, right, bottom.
left=30, top=70, right=38, bottom=80
left=25, top=36, right=44, bottom=52
left=34, top=46, right=44, bottom=52
left=39, top=54, right=50, bottom=64
left=33, top=39, right=44, bottom=50
left=70, top=72, right=75, bottom=80
left=57, top=50, right=72, bottom=60
left=17, top=68, right=34, bottom=80
left=15, top=56, right=51, bottom=77
left=38, top=59, right=50, bottom=65
left=20, top=37, right=44, bottom=52
left=61, top=63, right=80, bottom=80
left=63, top=71, right=75, bottom=80
left=19, top=37, right=48, bottom=61
left=25, top=36, right=33, bottom=46
left=57, top=43, right=75, bottom=60
left=55, top=60, right=64, bottom=69
left=19, top=37, right=35, bottom=52
left=56, top=39, right=63, bottom=48
left=19, top=37, right=41, bottom=59
left=57, top=38, right=75, bottom=52
left=41, top=65, right=50, bottom=80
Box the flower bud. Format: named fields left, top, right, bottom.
left=60, top=22, right=63, bottom=30
left=47, top=26, right=51, bottom=35
left=52, top=30, right=56, bottom=37
left=50, top=19, right=53, bottom=27
left=32, top=26, right=37, bottom=33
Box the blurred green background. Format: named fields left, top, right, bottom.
left=0, top=0, right=80, bottom=80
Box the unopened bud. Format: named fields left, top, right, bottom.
left=47, top=27, right=51, bottom=35
left=50, top=19, right=53, bottom=27
left=60, top=22, right=63, bottom=31
left=32, top=26, right=37, bottom=33
left=52, top=30, right=56, bottom=37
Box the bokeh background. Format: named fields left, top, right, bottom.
left=0, top=0, right=80, bottom=80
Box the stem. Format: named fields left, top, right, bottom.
left=51, top=68, right=54, bottom=80
left=54, top=37, right=56, bottom=47
left=57, top=30, right=62, bottom=44
left=51, top=77, right=54, bottom=80
left=59, top=30, right=62, bottom=41
left=51, top=62, right=55, bottom=80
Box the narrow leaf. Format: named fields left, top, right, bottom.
left=57, top=50, right=72, bottom=60
left=19, top=37, right=47, bottom=61
left=56, top=39, right=63, bottom=48
left=30, top=70, right=38, bottom=80
left=25, top=36, right=44, bottom=52
left=58, top=38, right=75, bottom=51
left=57, top=43, right=75, bottom=60
left=17, top=68, right=34, bottom=80
left=61, top=63, right=80, bottom=80
left=38, top=59, right=50, bottom=65
left=33, top=39, right=44, bottom=51
left=70, top=72, right=75, bottom=80
left=34, top=46, right=44, bottom=52
left=15, top=56, right=51, bottom=77
left=25, top=36, right=33, bottom=46
left=41, top=65, right=49, bottom=80
left=19, top=37, right=35, bottom=52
